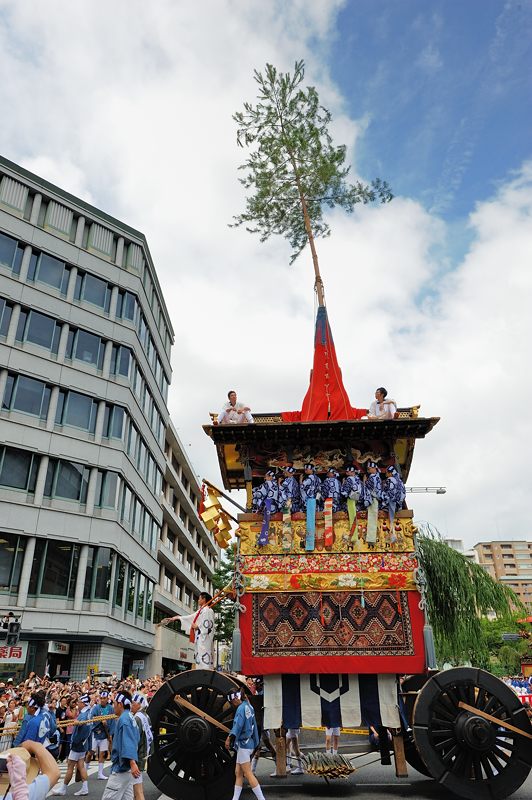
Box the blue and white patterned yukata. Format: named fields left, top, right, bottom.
left=301, top=473, right=323, bottom=512
left=321, top=475, right=342, bottom=512
left=279, top=476, right=303, bottom=512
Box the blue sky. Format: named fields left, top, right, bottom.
left=331, top=0, right=532, bottom=229
left=0, top=0, right=531, bottom=543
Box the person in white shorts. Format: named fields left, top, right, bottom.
left=52, top=694, right=93, bottom=796
left=101, top=691, right=140, bottom=800
left=225, top=690, right=266, bottom=800
left=90, top=691, right=114, bottom=780
left=131, top=693, right=153, bottom=800
left=325, top=726, right=341, bottom=755
left=286, top=728, right=303, bottom=775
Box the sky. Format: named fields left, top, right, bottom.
left=0, top=0, right=531, bottom=547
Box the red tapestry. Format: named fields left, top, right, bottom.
left=240, top=590, right=426, bottom=675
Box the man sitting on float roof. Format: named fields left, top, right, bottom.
left=368, top=387, right=397, bottom=420
left=218, top=390, right=254, bottom=424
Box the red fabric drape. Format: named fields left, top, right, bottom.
left=282, top=306, right=366, bottom=422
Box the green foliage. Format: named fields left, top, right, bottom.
left=416, top=524, right=524, bottom=667
left=496, top=644, right=523, bottom=675
left=212, top=543, right=236, bottom=643
left=232, top=60, right=392, bottom=264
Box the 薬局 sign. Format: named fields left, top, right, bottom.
left=0, top=642, right=28, bottom=663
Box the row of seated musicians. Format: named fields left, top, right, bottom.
left=251, top=462, right=406, bottom=516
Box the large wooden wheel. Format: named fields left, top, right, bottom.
left=147, top=669, right=240, bottom=800
left=413, top=667, right=532, bottom=800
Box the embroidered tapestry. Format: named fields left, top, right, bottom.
left=252, top=590, right=415, bottom=658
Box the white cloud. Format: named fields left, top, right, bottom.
left=0, top=1, right=530, bottom=547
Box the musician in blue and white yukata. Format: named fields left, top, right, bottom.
left=381, top=465, right=406, bottom=521
left=252, top=470, right=281, bottom=513
left=341, top=465, right=367, bottom=511
left=300, top=463, right=323, bottom=511
left=321, top=468, right=342, bottom=512
left=278, top=466, right=303, bottom=512
left=364, top=461, right=383, bottom=545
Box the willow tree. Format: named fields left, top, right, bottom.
left=416, top=524, right=524, bottom=667
left=231, top=60, right=392, bottom=305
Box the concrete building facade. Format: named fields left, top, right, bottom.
left=0, top=156, right=182, bottom=680
left=474, top=540, right=532, bottom=609
left=151, top=420, right=220, bottom=675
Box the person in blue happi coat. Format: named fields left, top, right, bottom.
left=300, top=463, right=323, bottom=511
left=341, top=465, right=368, bottom=511
left=252, top=470, right=281, bottom=513
left=321, top=468, right=342, bottom=512
left=101, top=691, right=140, bottom=800
left=90, top=690, right=115, bottom=780
left=52, top=694, right=93, bottom=796
left=225, top=690, right=265, bottom=800
left=14, top=694, right=48, bottom=746
left=278, top=466, right=303, bottom=512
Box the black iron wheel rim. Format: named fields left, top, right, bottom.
left=413, top=667, right=532, bottom=800
left=148, top=670, right=239, bottom=800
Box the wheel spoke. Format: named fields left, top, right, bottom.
left=472, top=754, right=483, bottom=781
left=480, top=754, right=494, bottom=779
left=492, top=745, right=512, bottom=764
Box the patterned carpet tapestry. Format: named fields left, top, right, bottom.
left=240, top=590, right=425, bottom=674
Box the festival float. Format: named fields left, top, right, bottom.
left=147, top=62, right=532, bottom=800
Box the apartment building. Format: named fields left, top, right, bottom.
left=474, top=540, right=532, bottom=609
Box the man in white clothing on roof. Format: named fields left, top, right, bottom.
left=218, top=390, right=254, bottom=424
left=368, top=387, right=397, bottom=420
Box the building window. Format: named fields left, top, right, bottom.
left=163, top=569, right=172, bottom=593
left=114, top=557, right=126, bottom=607
left=2, top=373, right=51, bottom=420
left=0, top=446, right=39, bottom=492
left=0, top=532, right=26, bottom=594
left=116, top=289, right=137, bottom=322
left=93, top=547, right=112, bottom=600
left=16, top=309, right=61, bottom=354
left=28, top=251, right=70, bottom=294
left=0, top=232, right=24, bottom=275
left=74, top=271, right=112, bottom=312
left=137, top=573, right=145, bottom=618
left=44, top=459, right=90, bottom=503
left=0, top=298, right=13, bottom=338
left=110, top=345, right=132, bottom=378
left=145, top=580, right=153, bottom=622
left=102, top=404, right=125, bottom=439
left=127, top=566, right=136, bottom=612
left=29, top=540, right=80, bottom=598
left=95, top=470, right=119, bottom=508
left=66, top=328, right=106, bottom=369
left=55, top=389, right=98, bottom=433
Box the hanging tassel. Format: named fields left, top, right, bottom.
left=231, top=627, right=242, bottom=672
left=360, top=592, right=365, bottom=609
left=396, top=590, right=402, bottom=616
left=320, top=592, right=325, bottom=626
left=423, top=624, right=437, bottom=670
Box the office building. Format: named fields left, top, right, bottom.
left=0, top=155, right=181, bottom=679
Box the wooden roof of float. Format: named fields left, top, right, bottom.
left=203, top=409, right=440, bottom=490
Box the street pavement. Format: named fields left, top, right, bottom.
left=50, top=743, right=532, bottom=800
